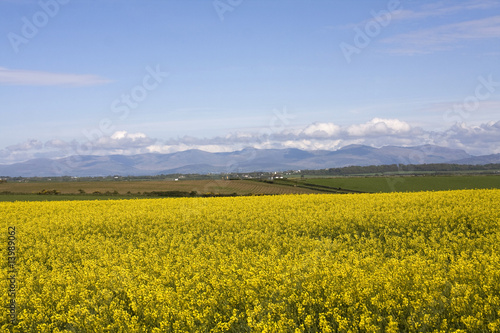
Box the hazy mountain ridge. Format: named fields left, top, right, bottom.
left=450, top=154, right=500, bottom=165
left=0, top=145, right=491, bottom=177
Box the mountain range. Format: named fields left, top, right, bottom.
left=1, top=144, right=499, bottom=177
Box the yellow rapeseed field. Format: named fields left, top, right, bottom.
left=1, top=190, right=500, bottom=332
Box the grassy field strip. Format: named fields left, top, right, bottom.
left=0, top=180, right=319, bottom=195
left=297, top=175, right=500, bottom=193
left=1, top=175, right=500, bottom=202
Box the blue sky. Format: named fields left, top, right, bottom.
left=1, top=0, right=500, bottom=164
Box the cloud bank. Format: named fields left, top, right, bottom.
left=1, top=118, right=499, bottom=165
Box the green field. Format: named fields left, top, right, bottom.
left=0, top=179, right=319, bottom=202
left=295, top=174, right=500, bottom=193
left=2, top=175, right=500, bottom=201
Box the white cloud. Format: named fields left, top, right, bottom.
left=146, top=144, right=235, bottom=154
left=390, top=1, right=500, bottom=22
left=0, top=67, right=111, bottom=86
left=45, top=139, right=71, bottom=149
left=336, top=0, right=500, bottom=33
left=347, top=118, right=411, bottom=136
left=110, top=131, right=147, bottom=140
left=381, top=15, right=500, bottom=55
left=93, top=131, right=156, bottom=150
left=302, top=122, right=342, bottom=138
left=6, top=139, right=43, bottom=151
left=436, top=120, right=500, bottom=154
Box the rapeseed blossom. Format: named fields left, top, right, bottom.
left=1, top=190, right=499, bottom=332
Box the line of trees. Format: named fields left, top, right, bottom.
left=302, top=163, right=500, bottom=176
